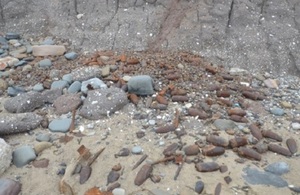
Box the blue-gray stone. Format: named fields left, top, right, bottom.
left=42, top=38, right=54, bottom=45
left=12, top=145, right=36, bottom=167
left=62, top=73, right=73, bottom=84
left=39, top=59, right=52, bottom=68
left=14, top=60, right=27, bottom=67
left=127, top=75, right=154, bottom=95
left=68, top=81, right=81, bottom=93
left=0, top=36, right=7, bottom=44
left=7, top=86, right=26, bottom=97
left=64, top=52, right=78, bottom=60
left=131, top=146, right=142, bottom=154
left=5, top=33, right=20, bottom=40
left=32, top=83, right=44, bottom=92
left=243, top=167, right=288, bottom=187
left=270, top=107, right=284, bottom=116
left=264, top=162, right=289, bottom=175
left=0, top=49, right=4, bottom=54
left=81, top=78, right=107, bottom=94
left=36, top=133, right=51, bottom=142
left=48, top=118, right=72, bottom=133
left=195, top=181, right=204, bottom=194
left=213, top=119, right=237, bottom=131
left=25, top=44, right=32, bottom=53
left=51, top=80, right=69, bottom=90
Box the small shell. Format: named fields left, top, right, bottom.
left=268, top=144, right=292, bottom=157
left=202, top=145, right=225, bottom=156
left=155, top=124, right=176, bottom=133
left=184, top=144, right=200, bottom=156
left=229, top=137, right=248, bottom=148
left=79, top=165, right=92, bottom=184
left=206, top=135, right=229, bottom=147
left=230, top=115, right=248, bottom=123
left=262, top=130, right=282, bottom=142
left=195, top=162, right=220, bottom=172
left=249, top=123, right=263, bottom=140
left=156, top=95, right=168, bottom=105
left=216, top=90, right=231, bottom=98
left=187, top=108, right=210, bottom=119
left=172, top=95, right=189, bottom=102
left=163, top=143, right=179, bottom=156
left=238, top=147, right=261, bottom=161
left=227, top=108, right=247, bottom=117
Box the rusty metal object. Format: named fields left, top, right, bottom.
left=205, top=65, right=218, bottom=74
left=79, top=165, right=92, bottom=184
left=206, top=135, right=229, bottom=147
left=172, top=95, right=189, bottom=102
left=242, top=91, right=264, bottom=100
left=166, top=74, right=180, bottom=80
left=230, top=115, right=248, bottom=123
left=155, top=124, right=176, bottom=133
left=268, top=144, right=292, bottom=157
left=227, top=108, right=247, bottom=117
left=187, top=108, right=210, bottom=119
left=202, top=145, right=225, bottom=156
left=171, top=88, right=187, bottom=96
left=195, top=162, right=220, bottom=172
left=150, top=102, right=167, bottom=110
left=262, top=130, right=282, bottom=142
left=229, top=137, right=248, bottom=148
left=216, top=90, right=231, bottom=98
left=134, top=164, right=153, bottom=186
left=184, top=144, right=200, bottom=156
left=217, top=98, right=233, bottom=107
left=237, top=147, right=262, bottom=161
left=128, top=93, right=139, bottom=105
left=249, top=123, right=263, bottom=140
left=286, top=138, right=298, bottom=154
left=156, top=95, right=168, bottom=105
left=107, top=170, right=120, bottom=185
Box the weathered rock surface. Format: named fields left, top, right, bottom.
left=53, top=94, right=81, bottom=114
left=0, top=138, right=12, bottom=175
left=0, top=178, right=22, bottom=195
left=12, top=145, right=36, bottom=167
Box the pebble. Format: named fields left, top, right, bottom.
left=22, top=64, right=32, bottom=72
left=213, top=119, right=237, bottom=131
left=70, top=66, right=102, bottom=81
left=48, top=118, right=72, bottom=133
left=112, top=188, right=126, bottom=195
left=0, top=138, right=12, bottom=175
left=0, top=178, right=22, bottom=195
left=81, top=78, right=107, bottom=94
left=264, top=162, right=289, bottom=175
left=5, top=32, right=20, bottom=40
left=64, top=52, right=78, bottom=60
left=32, top=83, right=44, bottom=92
left=51, top=80, right=69, bottom=90
left=122, top=75, right=131, bottom=82
left=49, top=69, right=60, bottom=79
left=291, top=123, right=300, bottom=130
left=177, top=63, right=184, bottom=69
left=270, top=107, right=284, bottom=116
left=12, top=145, right=36, bottom=167
left=148, top=119, right=156, bottom=125
left=68, top=81, right=81, bottom=93
left=32, top=158, right=49, bottom=168
left=0, top=79, right=8, bottom=91
left=132, top=146, right=143, bottom=154
left=39, top=59, right=52, bottom=68
left=14, top=60, right=27, bottom=67
left=42, top=37, right=54, bottom=45
left=42, top=88, right=63, bottom=103
left=101, top=65, right=110, bottom=77
left=32, top=45, right=66, bottom=56
left=195, top=180, right=205, bottom=194
left=62, top=73, right=73, bottom=83
left=229, top=68, right=248, bottom=75
left=53, top=94, right=81, bottom=114
left=280, top=101, right=292, bottom=109
left=127, top=75, right=155, bottom=95
left=7, top=86, right=25, bottom=96
left=36, top=133, right=51, bottom=142
left=0, top=56, right=19, bottom=70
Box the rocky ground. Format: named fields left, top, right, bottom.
left=0, top=33, right=300, bottom=195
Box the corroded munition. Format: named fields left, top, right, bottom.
left=172, top=95, right=189, bottom=102
left=242, top=91, right=265, bottom=100
left=216, top=90, right=231, bottom=98
left=134, top=164, right=153, bottom=186
left=262, top=130, right=282, bottom=142
left=237, top=147, right=261, bottom=161
left=195, top=162, right=220, bottom=172
left=230, top=115, right=248, bottom=123
left=155, top=124, right=176, bottom=133
left=171, top=88, right=187, bottom=96
left=184, top=144, right=200, bottom=156
left=128, top=93, right=139, bottom=105
left=156, top=95, right=168, bottom=105
left=268, top=144, right=292, bottom=157
left=206, top=135, right=229, bottom=147
left=187, top=108, right=210, bottom=119
left=163, top=143, right=179, bottom=156
left=249, top=123, right=263, bottom=140
left=229, top=137, right=248, bottom=148
left=227, top=108, right=247, bottom=117
left=286, top=138, right=298, bottom=154
left=202, top=145, right=225, bottom=156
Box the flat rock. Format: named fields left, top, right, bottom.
left=264, top=162, right=290, bottom=175
left=53, top=94, right=81, bottom=114
left=5, top=32, right=20, bottom=39
left=79, top=88, right=128, bottom=120
left=70, top=66, right=102, bottom=81
left=41, top=88, right=63, bottom=103
left=48, top=118, right=72, bottom=133
left=32, top=83, right=44, bottom=92
left=81, top=78, right=107, bottom=94
left=68, top=81, right=81, bottom=93
left=50, top=80, right=69, bottom=90
left=149, top=189, right=172, bottom=195
left=64, top=52, right=78, bottom=60
left=13, top=145, right=36, bottom=167
left=4, top=91, right=45, bottom=113
left=0, top=138, right=12, bottom=175
left=0, top=112, right=42, bottom=135
left=270, top=107, right=285, bottom=116
left=36, top=133, right=51, bottom=142
left=127, top=75, right=154, bottom=95
left=242, top=167, right=288, bottom=188
left=213, top=119, right=237, bottom=131
left=0, top=178, right=22, bottom=195
left=38, top=59, right=52, bottom=68
left=32, top=45, right=66, bottom=56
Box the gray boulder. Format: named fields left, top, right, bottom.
left=0, top=138, right=12, bottom=175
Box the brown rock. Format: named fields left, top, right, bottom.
left=286, top=138, right=298, bottom=154
left=195, top=162, right=220, bottom=172
left=80, top=165, right=92, bottom=184
left=134, top=164, right=153, bottom=186
left=184, top=144, right=200, bottom=156
left=202, top=145, right=225, bottom=156
left=53, top=94, right=81, bottom=115
left=32, top=45, right=66, bottom=56
left=206, top=135, right=229, bottom=147
left=32, top=158, right=49, bottom=168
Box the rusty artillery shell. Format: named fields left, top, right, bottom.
left=156, top=95, right=168, bottom=105
left=155, top=124, right=176, bottom=133
left=230, top=115, right=248, bottom=123
left=206, top=135, right=229, bottom=147
left=229, top=137, right=248, bottom=148
left=214, top=183, right=222, bottom=195
left=262, top=130, right=282, bottom=142
left=172, top=95, right=189, bottom=102
left=195, top=162, right=220, bottom=172
left=171, top=88, right=187, bottom=96
left=286, top=138, right=298, bottom=154
left=129, top=93, right=139, bottom=105
left=237, top=147, right=262, bottom=161
left=202, top=145, right=225, bottom=156
left=107, top=170, right=120, bottom=185
left=126, top=58, right=140, bottom=64
left=150, top=102, right=167, bottom=110
left=249, top=123, right=263, bottom=140
left=221, top=73, right=234, bottom=80
left=166, top=74, right=180, bottom=80
left=205, top=65, right=218, bottom=74
left=242, top=91, right=264, bottom=100
left=107, top=182, right=121, bottom=191
left=134, top=164, right=153, bottom=186
left=195, top=181, right=204, bottom=194
left=268, top=144, right=292, bottom=157
left=216, top=90, right=231, bottom=98
left=217, top=98, right=233, bottom=107
left=184, top=144, right=200, bottom=156
left=187, top=108, right=210, bottom=119
left=228, top=108, right=247, bottom=117
left=163, top=143, right=180, bottom=156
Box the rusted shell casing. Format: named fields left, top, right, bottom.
left=249, top=123, right=263, bottom=140
left=214, top=183, right=222, bottom=195
left=195, top=162, right=220, bottom=172
left=216, top=90, right=231, bottom=98
left=163, top=143, right=179, bottom=156
left=227, top=108, right=247, bottom=117
left=134, top=164, right=153, bottom=186
left=205, top=66, right=218, bottom=74
left=237, top=147, right=262, bottom=161
left=202, top=145, right=225, bottom=156
left=230, top=115, right=248, bottom=123
left=268, top=144, right=292, bottom=157
left=166, top=74, right=180, bottom=80
left=184, top=144, right=200, bottom=156
left=150, top=103, right=167, bottom=110
left=286, top=138, right=298, bottom=154
left=206, top=135, right=229, bottom=147
left=156, top=95, right=168, bottom=105
left=187, top=108, right=210, bottom=119
left=129, top=93, right=139, bottom=105
left=171, top=88, right=187, bottom=96
left=242, top=91, right=264, bottom=100
left=262, top=130, right=282, bottom=142
left=172, top=95, right=189, bottom=102
left=155, top=124, right=176, bottom=133
left=79, top=165, right=92, bottom=184
left=229, top=137, right=248, bottom=148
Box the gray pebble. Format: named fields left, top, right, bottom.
left=32, top=83, right=44, bottom=92
left=39, top=59, right=52, bottom=68
left=68, top=81, right=81, bottom=93
left=149, top=189, right=172, bottom=195
left=5, top=33, right=20, bottom=40
left=0, top=49, right=4, bottom=54
left=81, top=78, right=107, bottom=94
left=264, top=162, right=289, bottom=175
left=291, top=123, right=300, bottom=130
left=112, top=188, right=126, bottom=195
left=25, top=44, right=33, bottom=53
left=270, top=107, right=284, bottom=116
left=132, top=146, right=143, bottom=154
left=213, top=119, right=237, bottom=131
left=49, top=69, right=60, bottom=79
left=127, top=75, right=154, bottom=95
left=22, top=64, right=32, bottom=72
left=13, top=145, right=36, bottom=167
left=36, top=134, right=51, bottom=142
left=195, top=180, right=204, bottom=194
left=51, top=80, right=69, bottom=90
left=62, top=73, right=73, bottom=84
left=148, top=119, right=156, bottom=125
left=14, top=60, right=27, bottom=67
left=7, top=86, right=25, bottom=97
left=42, top=38, right=54, bottom=45
left=64, top=52, right=78, bottom=60
left=48, top=118, right=72, bottom=133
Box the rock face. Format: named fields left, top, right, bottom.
left=80, top=88, right=128, bottom=120
left=0, top=113, right=43, bottom=135
left=0, top=138, right=12, bottom=175
left=2, top=1, right=300, bottom=76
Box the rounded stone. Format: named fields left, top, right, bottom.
left=127, top=75, right=154, bottom=95
left=32, top=83, right=44, bottom=92
left=0, top=178, right=21, bottom=195
left=270, top=107, right=284, bottom=116
left=36, top=133, right=51, bottom=142
left=112, top=188, right=126, bottom=195
left=291, top=123, right=300, bottom=130
left=12, top=145, right=36, bottom=167
left=22, top=64, right=32, bottom=72
left=0, top=79, right=8, bottom=91
left=62, top=73, right=73, bottom=84
left=0, top=138, right=12, bottom=175
left=64, top=52, right=78, bottom=60
left=81, top=78, right=107, bottom=94
left=48, top=118, right=72, bottom=133
left=68, top=81, right=81, bottom=93
left=132, top=146, right=143, bottom=154
left=213, top=119, right=237, bottom=131
left=51, top=80, right=69, bottom=90
left=39, top=59, right=52, bottom=68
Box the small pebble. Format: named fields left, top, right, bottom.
left=48, top=118, right=72, bottom=133
left=13, top=145, right=36, bottom=167
left=68, top=81, right=81, bottom=93
left=36, top=134, right=51, bottom=142
left=270, top=107, right=284, bottom=116
left=33, top=83, right=44, bottom=92
left=51, top=80, right=69, bottom=90
left=64, top=52, right=78, bottom=60
left=112, top=188, right=126, bottom=195
left=291, top=123, right=300, bottom=130
left=132, top=146, right=143, bottom=154
left=39, top=59, right=52, bottom=68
